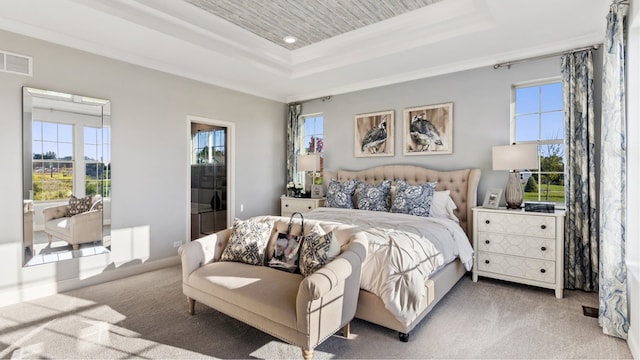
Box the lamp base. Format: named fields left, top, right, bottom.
left=504, top=172, right=524, bottom=209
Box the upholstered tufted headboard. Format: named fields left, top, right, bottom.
left=324, top=165, right=481, bottom=241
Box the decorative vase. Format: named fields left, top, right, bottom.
left=504, top=171, right=523, bottom=209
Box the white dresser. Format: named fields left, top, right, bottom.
left=280, top=196, right=325, bottom=217
left=472, top=207, right=565, bottom=298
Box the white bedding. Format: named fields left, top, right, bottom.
left=305, top=207, right=473, bottom=326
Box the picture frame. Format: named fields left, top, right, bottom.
left=483, top=188, right=503, bottom=209
left=354, top=110, right=394, bottom=157
left=403, top=102, right=453, bottom=155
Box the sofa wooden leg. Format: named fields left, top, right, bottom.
left=187, top=297, right=196, bottom=315
left=47, top=234, right=52, bottom=245
left=301, top=349, right=313, bottom=360
left=72, top=244, right=79, bottom=250
left=342, top=322, right=351, bottom=338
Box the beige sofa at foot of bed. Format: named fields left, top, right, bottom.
left=179, top=217, right=367, bottom=359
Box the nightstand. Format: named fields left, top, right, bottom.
left=280, top=196, right=325, bottom=217
left=472, top=207, right=565, bottom=298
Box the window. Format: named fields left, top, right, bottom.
left=513, top=80, right=564, bottom=205
left=298, top=114, right=324, bottom=185
left=84, top=126, right=111, bottom=197
left=32, top=121, right=74, bottom=200
left=193, top=127, right=226, bottom=165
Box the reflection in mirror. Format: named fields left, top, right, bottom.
left=22, top=87, right=111, bottom=266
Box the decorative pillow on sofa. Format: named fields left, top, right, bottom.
left=326, top=179, right=359, bottom=209
left=354, top=180, right=392, bottom=212
left=299, top=227, right=341, bottom=276
left=431, top=190, right=459, bottom=223
left=390, top=180, right=437, bottom=217
left=67, top=195, right=93, bottom=216
left=220, top=218, right=274, bottom=265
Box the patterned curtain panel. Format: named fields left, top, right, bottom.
left=286, top=103, right=302, bottom=184
left=599, top=0, right=628, bottom=340
left=561, top=50, right=598, bottom=291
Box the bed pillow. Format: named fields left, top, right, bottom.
left=326, top=179, right=359, bottom=209
left=431, top=190, right=460, bottom=223
left=299, top=226, right=341, bottom=276
left=220, top=218, right=274, bottom=265
left=390, top=180, right=437, bottom=217
left=354, top=179, right=392, bottom=212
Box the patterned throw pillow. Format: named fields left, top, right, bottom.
left=390, top=180, right=437, bottom=217
left=326, top=179, right=359, bottom=208
left=354, top=180, right=392, bottom=212
left=67, top=195, right=93, bottom=216
left=299, top=229, right=341, bottom=276
left=220, top=218, right=274, bottom=265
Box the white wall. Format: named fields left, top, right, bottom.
left=302, top=56, right=568, bottom=200
left=0, top=29, right=286, bottom=307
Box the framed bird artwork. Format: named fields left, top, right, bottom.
left=354, top=110, right=394, bottom=157
left=403, top=102, right=453, bottom=155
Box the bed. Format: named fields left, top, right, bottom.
left=305, top=165, right=481, bottom=341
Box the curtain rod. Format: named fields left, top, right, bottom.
left=288, top=95, right=332, bottom=105
left=493, top=44, right=601, bottom=70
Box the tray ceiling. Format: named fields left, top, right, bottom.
left=0, top=0, right=609, bottom=102
left=185, top=0, right=443, bottom=50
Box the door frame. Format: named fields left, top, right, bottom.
left=186, top=115, right=235, bottom=242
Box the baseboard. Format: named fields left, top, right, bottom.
left=0, top=256, right=180, bottom=308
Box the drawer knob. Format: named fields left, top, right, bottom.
left=541, top=225, right=547, bottom=230
left=485, top=220, right=490, bottom=224
left=484, top=240, right=490, bottom=244
left=484, top=260, right=490, bottom=264
left=285, top=204, right=289, bottom=207
left=540, top=269, right=546, bottom=273
left=541, top=246, right=547, bottom=251
left=308, top=206, right=312, bottom=209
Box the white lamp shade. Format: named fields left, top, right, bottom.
left=297, top=153, right=321, bottom=172
left=492, top=144, right=538, bottom=171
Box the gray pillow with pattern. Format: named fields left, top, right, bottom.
left=67, top=195, right=92, bottom=216
left=326, top=179, right=359, bottom=208
left=220, top=218, right=274, bottom=265
left=355, top=179, right=392, bottom=212
left=390, top=180, right=437, bottom=217
left=299, top=227, right=340, bottom=276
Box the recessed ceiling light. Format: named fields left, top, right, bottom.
left=283, top=36, right=296, bottom=44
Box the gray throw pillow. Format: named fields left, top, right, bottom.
left=67, top=195, right=92, bottom=216
left=220, top=218, right=274, bottom=265
left=390, top=180, right=437, bottom=217
left=326, top=179, right=359, bottom=208
left=299, top=229, right=340, bottom=277
left=354, top=180, right=392, bottom=212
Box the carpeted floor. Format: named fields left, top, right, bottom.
left=0, top=265, right=632, bottom=359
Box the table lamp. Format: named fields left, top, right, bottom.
left=297, top=153, right=321, bottom=197
left=492, top=143, right=538, bottom=209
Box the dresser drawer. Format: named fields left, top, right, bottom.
left=477, top=231, right=556, bottom=260
left=476, top=212, right=556, bottom=238
left=477, top=251, right=556, bottom=284
left=281, top=197, right=324, bottom=216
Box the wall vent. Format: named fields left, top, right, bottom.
left=1, top=50, right=32, bottom=76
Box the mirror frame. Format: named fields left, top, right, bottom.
left=22, top=87, right=111, bottom=266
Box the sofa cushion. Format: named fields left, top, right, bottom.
left=299, top=230, right=340, bottom=276
left=67, top=195, right=92, bottom=216
left=188, top=262, right=302, bottom=329
left=220, top=218, right=274, bottom=265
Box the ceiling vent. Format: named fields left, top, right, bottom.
left=1, top=50, right=32, bottom=76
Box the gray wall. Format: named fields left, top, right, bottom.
left=0, top=29, right=285, bottom=306
left=303, top=56, right=573, bottom=202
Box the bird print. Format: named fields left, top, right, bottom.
left=410, top=115, right=443, bottom=151
left=361, top=119, right=387, bottom=153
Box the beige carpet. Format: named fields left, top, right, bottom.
left=0, top=265, right=632, bottom=359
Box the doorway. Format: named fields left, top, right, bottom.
left=188, top=116, right=234, bottom=240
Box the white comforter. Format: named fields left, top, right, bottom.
left=305, top=207, right=474, bottom=326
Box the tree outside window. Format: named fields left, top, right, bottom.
left=513, top=81, right=565, bottom=205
